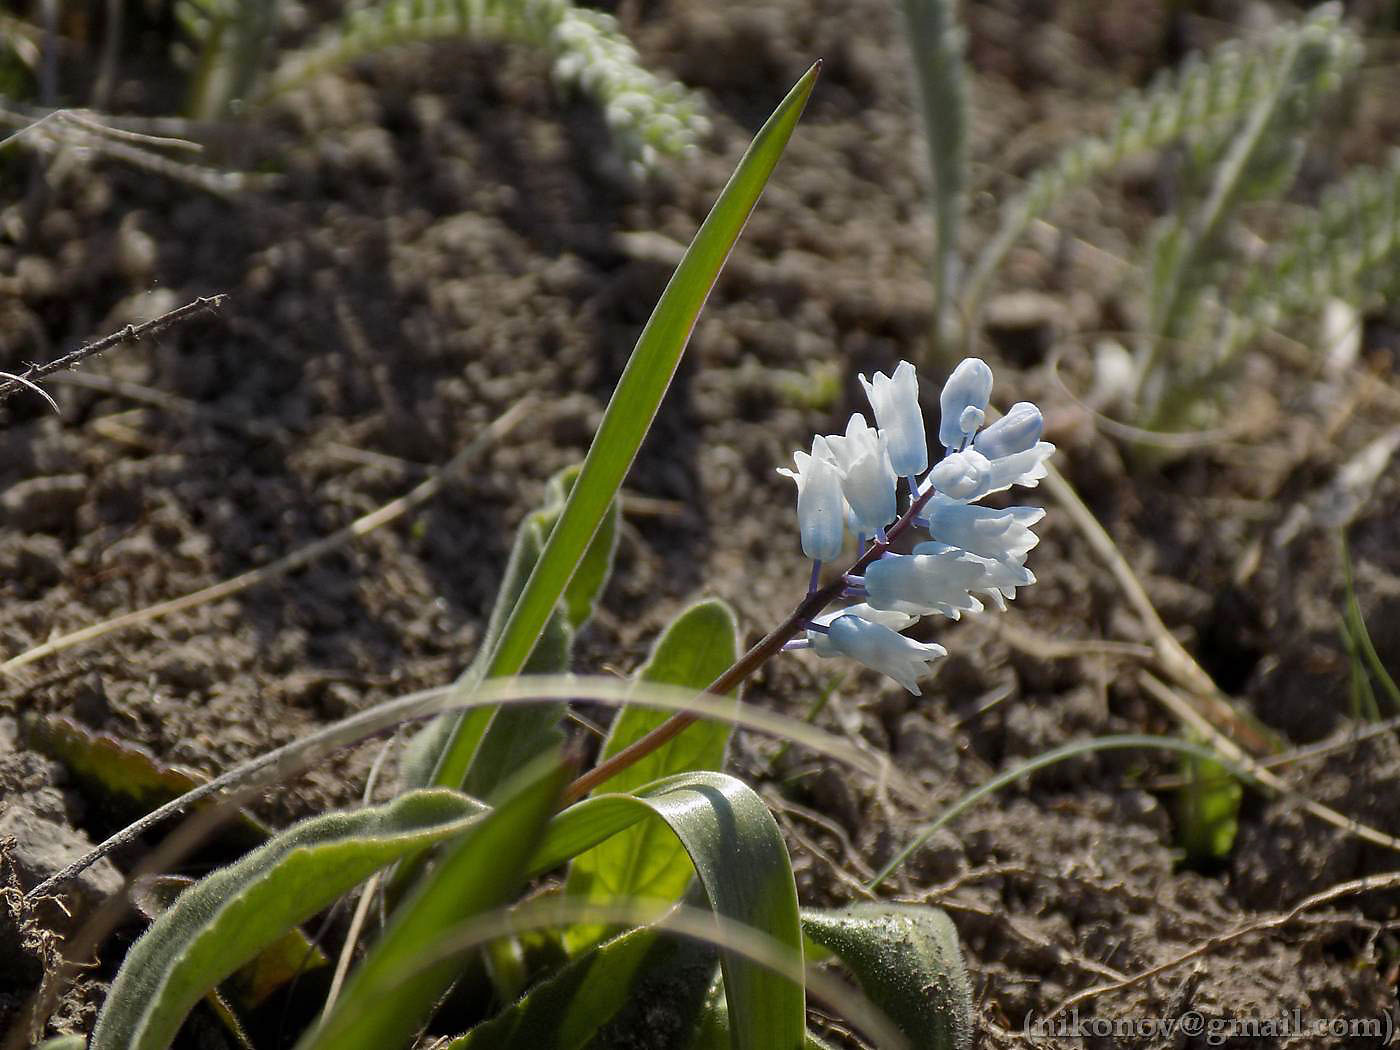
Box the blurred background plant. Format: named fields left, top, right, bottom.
left=901, top=1, right=1378, bottom=435
left=1, top=0, right=709, bottom=176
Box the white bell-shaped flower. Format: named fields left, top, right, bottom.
left=938, top=358, right=994, bottom=452
left=807, top=603, right=915, bottom=656
left=925, top=448, right=992, bottom=502
left=825, top=614, right=946, bottom=694
left=777, top=447, right=845, bottom=562
left=863, top=549, right=985, bottom=619
left=973, top=402, right=1043, bottom=460
left=914, top=541, right=1034, bottom=610
left=818, top=415, right=897, bottom=537
left=859, top=360, right=927, bottom=478
left=922, top=496, right=1044, bottom=562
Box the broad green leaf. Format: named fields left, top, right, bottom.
left=429, top=62, right=821, bottom=792
left=299, top=755, right=565, bottom=1050
left=531, top=794, right=652, bottom=875
left=802, top=904, right=973, bottom=1050
left=565, top=600, right=739, bottom=951
left=546, top=772, right=804, bottom=1050
left=1175, top=749, right=1242, bottom=862
left=89, top=790, right=487, bottom=1050
left=448, top=921, right=717, bottom=1049
left=404, top=463, right=617, bottom=795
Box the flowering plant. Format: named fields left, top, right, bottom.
left=780, top=358, right=1053, bottom=694
left=67, top=65, right=981, bottom=1050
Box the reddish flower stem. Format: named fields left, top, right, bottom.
left=561, top=480, right=937, bottom=802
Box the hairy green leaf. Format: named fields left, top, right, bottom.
left=299, top=755, right=565, bottom=1050
left=89, top=790, right=487, bottom=1050
left=803, top=904, right=973, bottom=1050
left=565, top=600, right=739, bottom=951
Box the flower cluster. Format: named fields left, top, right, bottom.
left=779, top=359, right=1053, bottom=694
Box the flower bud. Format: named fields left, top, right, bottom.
left=973, top=402, right=1043, bottom=460
left=938, top=358, right=993, bottom=451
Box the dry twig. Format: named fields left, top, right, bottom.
left=1045, top=870, right=1400, bottom=1019
left=0, top=295, right=227, bottom=407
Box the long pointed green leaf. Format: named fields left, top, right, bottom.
left=299, top=755, right=566, bottom=1050
left=89, top=790, right=487, bottom=1050
left=407, top=464, right=617, bottom=794
left=428, top=62, right=820, bottom=793
left=565, top=600, right=739, bottom=950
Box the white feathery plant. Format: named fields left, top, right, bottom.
left=1136, top=4, right=1361, bottom=426
left=899, top=1, right=1365, bottom=432
left=179, top=0, right=710, bottom=172
left=1224, top=149, right=1400, bottom=357
left=961, top=5, right=1359, bottom=323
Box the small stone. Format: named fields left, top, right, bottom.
left=0, top=535, right=65, bottom=593
left=983, top=290, right=1065, bottom=366
left=2, top=475, right=88, bottom=533
left=0, top=804, right=122, bottom=924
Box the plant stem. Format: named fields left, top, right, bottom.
left=561, top=481, right=938, bottom=802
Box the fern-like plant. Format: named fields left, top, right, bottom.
left=1136, top=4, right=1361, bottom=427
left=176, top=0, right=710, bottom=172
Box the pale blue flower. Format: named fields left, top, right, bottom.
left=921, top=496, right=1044, bottom=562
left=863, top=549, right=985, bottom=620
left=777, top=446, right=844, bottom=562
left=807, top=602, right=915, bottom=655
left=859, top=361, right=927, bottom=478
left=982, top=440, right=1055, bottom=495
left=824, top=614, right=946, bottom=694
left=913, top=541, right=1034, bottom=610
left=818, top=414, right=897, bottom=537
left=937, top=357, right=994, bottom=451
left=923, top=441, right=1055, bottom=503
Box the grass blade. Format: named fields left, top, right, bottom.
left=428, top=61, right=820, bottom=791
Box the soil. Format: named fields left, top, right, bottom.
left=2, top=0, right=1399, bottom=1047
